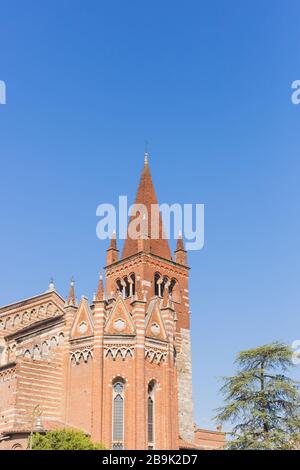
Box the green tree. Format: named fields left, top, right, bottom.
left=215, top=342, right=300, bottom=450
left=31, top=429, right=106, bottom=450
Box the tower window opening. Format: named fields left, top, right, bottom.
left=112, top=379, right=125, bottom=450
left=116, top=279, right=123, bottom=295
left=116, top=274, right=136, bottom=299
left=148, top=380, right=156, bottom=449
left=154, top=273, right=160, bottom=296
left=124, top=277, right=130, bottom=298
left=154, top=274, right=171, bottom=297
left=162, top=276, right=170, bottom=297
left=129, top=274, right=136, bottom=297
left=169, top=278, right=180, bottom=303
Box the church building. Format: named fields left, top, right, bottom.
left=0, top=156, right=224, bottom=450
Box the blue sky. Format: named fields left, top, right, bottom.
left=1, top=0, right=300, bottom=430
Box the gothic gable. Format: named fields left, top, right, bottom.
left=70, top=298, right=94, bottom=339
left=145, top=298, right=167, bottom=342
left=104, top=295, right=135, bottom=336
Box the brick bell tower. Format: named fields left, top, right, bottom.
left=101, top=154, right=194, bottom=449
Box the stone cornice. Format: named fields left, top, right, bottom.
left=0, top=361, right=16, bottom=372
left=105, top=251, right=190, bottom=273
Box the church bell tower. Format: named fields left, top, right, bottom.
left=101, top=154, right=194, bottom=448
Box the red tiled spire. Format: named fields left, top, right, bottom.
left=174, top=231, right=187, bottom=265
left=96, top=274, right=104, bottom=301
left=109, top=231, right=117, bottom=250
left=67, top=277, right=75, bottom=306
left=122, top=154, right=172, bottom=260
left=106, top=231, right=119, bottom=265
left=175, top=231, right=184, bottom=251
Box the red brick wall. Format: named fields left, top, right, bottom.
left=68, top=360, right=93, bottom=433
left=0, top=365, right=17, bottom=434
left=15, top=353, right=63, bottom=430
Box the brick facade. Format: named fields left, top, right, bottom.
left=0, top=157, right=224, bottom=451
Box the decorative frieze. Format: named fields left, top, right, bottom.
left=145, top=347, right=167, bottom=365
left=0, top=366, right=16, bottom=382
left=104, top=345, right=134, bottom=360
left=70, top=345, right=93, bottom=365
left=0, top=301, right=62, bottom=334
left=22, top=332, right=64, bottom=361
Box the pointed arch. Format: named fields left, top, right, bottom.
left=112, top=377, right=125, bottom=450
left=154, top=272, right=161, bottom=296
left=147, top=380, right=157, bottom=449
left=170, top=278, right=180, bottom=303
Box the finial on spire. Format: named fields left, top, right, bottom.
left=67, top=277, right=75, bottom=306
left=143, top=139, right=150, bottom=167
left=48, top=277, right=55, bottom=292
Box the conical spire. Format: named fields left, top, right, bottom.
left=109, top=230, right=117, bottom=250
left=106, top=231, right=119, bottom=265
left=175, top=231, right=185, bottom=252
left=67, top=277, right=75, bottom=306
left=96, top=274, right=105, bottom=301
left=122, top=154, right=172, bottom=260
left=174, top=231, right=187, bottom=265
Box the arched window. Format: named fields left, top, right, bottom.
left=154, top=273, right=161, bottom=296
left=154, top=273, right=173, bottom=298
left=123, top=277, right=129, bottom=298
left=115, top=274, right=135, bottom=299
left=116, top=279, right=123, bottom=295
left=112, top=380, right=125, bottom=450
left=162, top=276, right=170, bottom=297
left=170, top=278, right=180, bottom=303
left=129, top=273, right=135, bottom=297
left=148, top=381, right=156, bottom=449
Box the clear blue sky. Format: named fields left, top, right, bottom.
left=1, top=0, right=300, bottom=430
